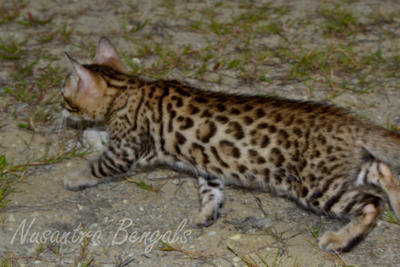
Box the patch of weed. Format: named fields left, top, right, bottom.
left=0, top=38, right=27, bottom=60
left=308, top=220, right=323, bottom=240
left=39, top=32, right=56, bottom=44
left=289, top=45, right=359, bottom=80
left=233, top=10, right=267, bottom=24
left=319, top=5, right=361, bottom=37
left=124, top=20, right=148, bottom=33
left=210, top=21, right=232, bottom=36
left=0, top=256, right=13, bottom=267
left=227, top=245, right=259, bottom=266
left=57, top=23, right=73, bottom=43
left=0, top=182, right=10, bottom=210
left=125, top=178, right=158, bottom=192
left=77, top=233, right=94, bottom=267
left=16, top=11, right=53, bottom=27
left=36, top=64, right=64, bottom=92
left=382, top=208, right=399, bottom=224
left=157, top=242, right=196, bottom=258
left=257, top=22, right=286, bottom=41
left=0, top=0, right=26, bottom=24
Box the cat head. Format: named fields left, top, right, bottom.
left=61, top=37, right=126, bottom=121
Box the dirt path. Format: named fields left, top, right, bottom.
left=1, top=0, right=400, bottom=266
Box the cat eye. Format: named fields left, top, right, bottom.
left=60, top=92, right=80, bottom=113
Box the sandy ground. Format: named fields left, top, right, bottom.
left=1, top=0, right=400, bottom=266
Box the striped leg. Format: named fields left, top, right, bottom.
left=192, top=176, right=224, bottom=227
left=317, top=160, right=398, bottom=252
left=356, top=161, right=400, bottom=220
left=90, top=149, right=132, bottom=179
left=63, top=147, right=134, bottom=191
left=318, top=190, right=383, bottom=251
left=317, top=161, right=394, bottom=252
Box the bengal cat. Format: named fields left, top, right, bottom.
left=61, top=37, right=400, bottom=252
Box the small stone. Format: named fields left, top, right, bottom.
left=132, top=58, right=141, bottom=65
left=233, top=256, right=241, bottom=262
left=7, top=214, right=15, bottom=222
left=233, top=216, right=273, bottom=233
left=208, top=231, right=216, bottom=237
left=230, top=234, right=241, bottom=241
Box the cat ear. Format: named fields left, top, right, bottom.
left=93, top=37, right=126, bottom=73
left=65, top=52, right=78, bottom=74
left=64, top=52, right=102, bottom=98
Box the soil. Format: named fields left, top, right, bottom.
left=1, top=0, right=400, bottom=266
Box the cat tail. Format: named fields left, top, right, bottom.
left=359, top=124, right=400, bottom=167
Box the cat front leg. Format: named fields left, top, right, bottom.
left=192, top=176, right=225, bottom=227
left=63, top=148, right=134, bottom=191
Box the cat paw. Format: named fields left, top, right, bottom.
left=82, top=129, right=108, bottom=152
left=63, top=168, right=99, bottom=191
left=191, top=207, right=220, bottom=228
left=318, top=231, right=348, bottom=252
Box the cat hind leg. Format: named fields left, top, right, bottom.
left=357, top=161, right=400, bottom=220
left=318, top=190, right=383, bottom=252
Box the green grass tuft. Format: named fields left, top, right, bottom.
left=0, top=38, right=27, bottom=60
left=319, top=5, right=361, bottom=37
